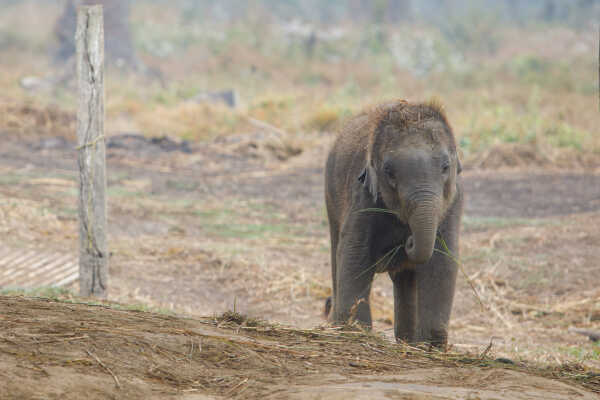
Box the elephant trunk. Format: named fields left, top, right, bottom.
left=405, top=200, right=439, bottom=264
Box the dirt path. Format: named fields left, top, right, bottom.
left=6, top=136, right=600, bottom=218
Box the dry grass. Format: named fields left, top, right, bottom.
left=304, top=105, right=344, bottom=132
left=135, top=102, right=247, bottom=140
left=448, top=213, right=600, bottom=369
left=0, top=190, right=77, bottom=248
left=466, top=143, right=600, bottom=170
left=0, top=100, right=76, bottom=140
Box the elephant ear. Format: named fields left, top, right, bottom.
left=358, top=164, right=378, bottom=202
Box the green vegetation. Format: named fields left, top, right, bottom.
left=0, top=174, right=22, bottom=185
left=107, top=186, right=144, bottom=198
left=561, top=343, right=600, bottom=363
left=462, top=216, right=559, bottom=231
left=193, top=207, right=294, bottom=239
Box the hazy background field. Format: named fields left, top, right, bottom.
left=1, top=0, right=598, bottom=163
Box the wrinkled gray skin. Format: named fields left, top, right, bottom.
left=324, top=102, right=463, bottom=346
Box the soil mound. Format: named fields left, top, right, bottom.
left=1, top=296, right=597, bottom=399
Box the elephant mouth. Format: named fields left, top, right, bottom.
left=404, top=226, right=441, bottom=265
left=374, top=240, right=415, bottom=274
left=372, top=226, right=442, bottom=273
left=403, top=234, right=431, bottom=266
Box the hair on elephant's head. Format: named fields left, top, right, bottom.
left=359, top=99, right=462, bottom=264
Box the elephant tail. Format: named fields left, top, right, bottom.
left=324, top=297, right=332, bottom=319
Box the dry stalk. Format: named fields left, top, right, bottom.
left=479, top=337, right=498, bottom=359
left=488, top=301, right=513, bottom=329
left=553, top=298, right=596, bottom=313
left=35, top=335, right=89, bottom=344
left=225, top=377, right=249, bottom=396
left=245, top=116, right=286, bottom=139
left=85, top=349, right=121, bottom=389
left=348, top=298, right=367, bottom=324
left=362, top=342, right=386, bottom=354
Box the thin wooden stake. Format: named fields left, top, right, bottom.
left=76, top=5, right=108, bottom=298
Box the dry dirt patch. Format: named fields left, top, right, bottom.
left=0, top=296, right=598, bottom=400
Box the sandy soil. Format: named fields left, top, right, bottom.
left=1, top=131, right=600, bottom=398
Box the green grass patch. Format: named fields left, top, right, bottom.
left=462, top=216, right=558, bottom=231
left=459, top=101, right=592, bottom=154
left=165, top=179, right=199, bottom=192
left=561, top=343, right=600, bottom=362
left=202, top=222, right=291, bottom=239
left=0, top=174, right=25, bottom=185
left=107, top=186, right=145, bottom=198
left=192, top=204, right=295, bottom=239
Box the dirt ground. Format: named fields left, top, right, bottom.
left=1, top=296, right=598, bottom=400
left=1, top=130, right=600, bottom=398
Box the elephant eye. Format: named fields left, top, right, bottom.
left=384, top=164, right=395, bottom=181
left=441, top=162, right=450, bottom=174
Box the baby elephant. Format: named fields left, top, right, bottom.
left=324, top=100, right=463, bottom=346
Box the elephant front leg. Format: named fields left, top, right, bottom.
left=415, top=249, right=457, bottom=347
left=332, top=242, right=375, bottom=327
left=390, top=268, right=418, bottom=343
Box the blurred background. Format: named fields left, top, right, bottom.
left=1, top=0, right=598, bottom=160
left=1, top=0, right=600, bottom=368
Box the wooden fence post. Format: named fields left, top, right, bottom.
left=76, top=5, right=108, bottom=298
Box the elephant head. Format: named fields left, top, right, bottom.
left=360, top=101, right=461, bottom=264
